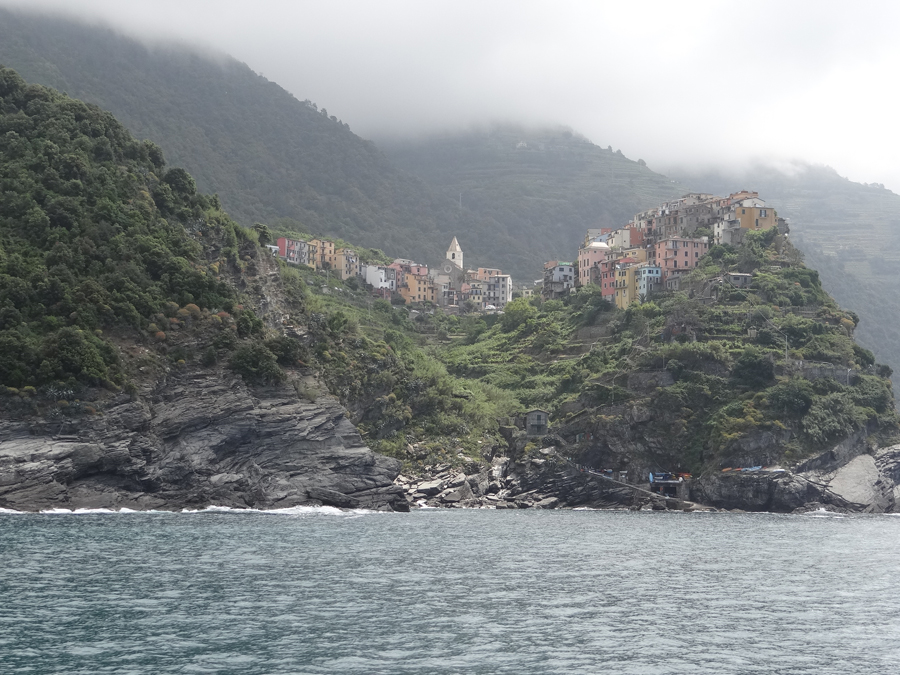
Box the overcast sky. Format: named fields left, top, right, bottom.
left=6, top=0, right=900, bottom=192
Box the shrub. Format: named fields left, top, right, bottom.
left=264, top=336, right=305, bottom=365
left=228, top=343, right=285, bottom=384
left=731, top=346, right=774, bottom=387
left=154, top=331, right=167, bottom=342
left=766, top=378, right=815, bottom=418
left=213, top=330, right=237, bottom=350
left=501, top=298, right=537, bottom=332
left=802, top=392, right=869, bottom=445
left=200, top=346, right=217, bottom=367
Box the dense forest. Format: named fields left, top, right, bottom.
left=0, top=67, right=260, bottom=390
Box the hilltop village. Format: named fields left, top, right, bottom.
left=273, top=235, right=514, bottom=311
left=544, top=190, right=786, bottom=308
left=272, top=190, right=784, bottom=313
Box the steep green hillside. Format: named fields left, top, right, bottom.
left=0, top=66, right=894, bottom=486
left=671, top=163, right=900, bottom=388
left=0, top=67, right=516, bottom=467
left=380, top=125, right=686, bottom=274
left=0, top=66, right=256, bottom=390
left=301, top=226, right=898, bottom=475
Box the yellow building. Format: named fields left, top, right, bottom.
left=334, top=248, right=360, bottom=280
left=400, top=274, right=437, bottom=304
left=736, top=205, right=776, bottom=232
left=309, top=239, right=336, bottom=270
left=614, top=264, right=639, bottom=310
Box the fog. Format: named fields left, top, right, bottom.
left=5, top=0, right=900, bottom=192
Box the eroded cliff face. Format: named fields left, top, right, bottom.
left=0, top=369, right=405, bottom=512
left=693, top=431, right=900, bottom=513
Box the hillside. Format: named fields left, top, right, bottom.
left=380, top=125, right=687, bottom=274
left=0, top=67, right=406, bottom=511
left=289, top=226, right=900, bottom=511
left=1, top=67, right=898, bottom=512
left=670, top=163, right=900, bottom=390
left=0, top=8, right=465, bottom=266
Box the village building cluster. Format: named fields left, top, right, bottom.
left=270, top=190, right=780, bottom=313
left=272, top=235, right=515, bottom=312
left=541, top=191, right=786, bottom=309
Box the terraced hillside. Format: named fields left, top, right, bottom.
left=672, top=164, right=900, bottom=388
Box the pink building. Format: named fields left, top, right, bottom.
left=655, top=237, right=710, bottom=281
left=276, top=237, right=313, bottom=266
left=577, top=240, right=611, bottom=286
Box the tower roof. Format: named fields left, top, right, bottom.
left=447, top=236, right=462, bottom=252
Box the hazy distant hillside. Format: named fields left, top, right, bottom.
left=380, top=126, right=686, bottom=273
left=671, top=163, right=900, bottom=385
left=0, top=9, right=466, bottom=266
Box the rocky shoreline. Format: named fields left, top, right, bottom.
left=0, top=371, right=407, bottom=513
left=3, top=365, right=899, bottom=515
left=394, top=433, right=900, bottom=514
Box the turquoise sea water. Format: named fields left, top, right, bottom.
left=1, top=507, right=899, bottom=674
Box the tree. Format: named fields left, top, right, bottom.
left=731, top=346, right=774, bottom=387
left=501, top=297, right=537, bottom=332
left=253, top=223, right=272, bottom=246
left=228, top=343, right=284, bottom=384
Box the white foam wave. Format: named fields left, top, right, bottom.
left=803, top=508, right=846, bottom=518
left=180, top=504, right=383, bottom=516
left=0, top=504, right=385, bottom=516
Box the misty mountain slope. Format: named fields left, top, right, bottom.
left=0, top=10, right=692, bottom=279
left=671, top=164, right=900, bottom=384
left=380, top=126, right=686, bottom=271
left=0, top=9, right=468, bottom=264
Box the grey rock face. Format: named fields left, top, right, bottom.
left=694, top=434, right=900, bottom=513
left=0, top=371, right=404, bottom=512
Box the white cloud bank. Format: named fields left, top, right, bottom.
left=5, top=0, right=900, bottom=191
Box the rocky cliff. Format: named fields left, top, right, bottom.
left=0, top=369, right=406, bottom=512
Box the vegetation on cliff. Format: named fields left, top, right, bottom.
left=0, top=65, right=895, bottom=483
left=0, top=67, right=264, bottom=393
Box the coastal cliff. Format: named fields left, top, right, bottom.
left=2, top=66, right=899, bottom=515
left=0, top=369, right=405, bottom=512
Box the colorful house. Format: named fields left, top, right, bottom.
left=655, top=237, right=709, bottom=281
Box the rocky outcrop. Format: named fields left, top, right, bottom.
left=0, top=370, right=405, bottom=512
left=395, top=451, right=660, bottom=510
left=693, top=432, right=900, bottom=513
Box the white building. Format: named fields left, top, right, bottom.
left=363, top=264, right=397, bottom=292
left=486, top=274, right=512, bottom=309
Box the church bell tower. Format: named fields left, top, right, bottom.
left=446, top=236, right=463, bottom=270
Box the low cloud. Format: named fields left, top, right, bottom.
left=5, top=0, right=900, bottom=192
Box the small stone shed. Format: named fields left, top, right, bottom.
left=525, top=409, right=549, bottom=436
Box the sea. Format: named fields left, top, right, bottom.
left=1, top=507, right=899, bottom=675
